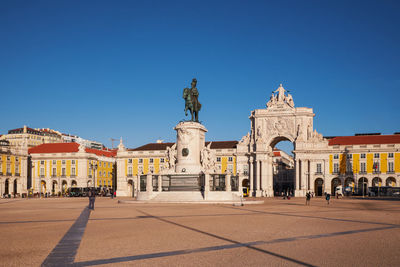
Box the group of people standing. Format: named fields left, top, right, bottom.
left=305, top=191, right=331, bottom=205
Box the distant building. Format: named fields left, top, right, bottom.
left=61, top=133, right=103, bottom=150
left=0, top=126, right=62, bottom=147
left=272, top=148, right=295, bottom=195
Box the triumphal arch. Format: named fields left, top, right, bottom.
left=236, top=84, right=327, bottom=197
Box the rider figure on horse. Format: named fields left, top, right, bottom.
left=183, top=78, right=201, bottom=122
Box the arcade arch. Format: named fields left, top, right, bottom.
left=372, top=177, right=382, bottom=187
left=41, top=180, right=46, bottom=193
left=314, top=178, right=324, bottom=196
left=62, top=180, right=68, bottom=194
left=5, top=178, right=10, bottom=195
left=331, top=178, right=341, bottom=195
left=128, top=180, right=135, bottom=198
left=386, top=177, right=396, bottom=187
left=52, top=180, right=58, bottom=194
left=358, top=177, right=368, bottom=195
left=13, top=179, right=18, bottom=195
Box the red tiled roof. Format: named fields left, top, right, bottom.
left=130, top=143, right=175, bottom=151
left=28, top=143, right=115, bottom=157
left=130, top=141, right=238, bottom=151
left=328, top=135, right=400, bottom=146
left=206, top=141, right=238, bottom=149
left=273, top=151, right=281, bottom=156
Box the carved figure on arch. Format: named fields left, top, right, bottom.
left=274, top=84, right=286, bottom=102
left=239, top=132, right=250, bottom=145
left=256, top=126, right=265, bottom=143
left=266, top=93, right=276, bottom=108
left=286, top=93, right=294, bottom=107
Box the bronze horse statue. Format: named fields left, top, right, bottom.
left=183, top=78, right=201, bottom=122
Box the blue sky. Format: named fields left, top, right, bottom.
left=1, top=0, right=399, bottom=153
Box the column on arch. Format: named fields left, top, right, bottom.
left=255, top=160, right=261, bottom=196
left=249, top=157, right=254, bottom=196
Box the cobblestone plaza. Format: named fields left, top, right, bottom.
left=1, top=197, right=399, bottom=266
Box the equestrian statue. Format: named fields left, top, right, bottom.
left=183, top=78, right=202, bottom=122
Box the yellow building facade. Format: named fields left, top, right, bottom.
left=0, top=143, right=28, bottom=196
left=29, top=143, right=116, bottom=195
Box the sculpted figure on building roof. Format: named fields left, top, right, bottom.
left=78, top=142, right=86, bottom=153
left=118, top=137, right=126, bottom=151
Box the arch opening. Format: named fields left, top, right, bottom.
left=358, top=177, right=368, bottom=196
left=331, top=178, right=341, bottom=195
left=271, top=138, right=295, bottom=197
left=13, top=179, right=18, bottom=195
left=386, top=177, right=396, bottom=187
left=314, top=178, right=324, bottom=196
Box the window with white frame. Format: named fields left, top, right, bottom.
left=15, top=164, right=19, bottom=174
left=388, top=153, right=394, bottom=158
left=128, top=159, right=132, bottom=163
left=128, top=166, right=132, bottom=176
left=346, top=154, right=352, bottom=159
left=216, top=157, right=221, bottom=162
left=150, top=166, right=154, bottom=173
left=40, top=160, right=45, bottom=165
left=316, top=163, right=322, bottom=174
left=373, top=162, right=380, bottom=172
left=62, top=168, right=66, bottom=176
left=160, top=158, right=165, bottom=163
left=72, top=160, right=75, bottom=165
left=333, top=163, right=339, bottom=173
left=53, top=168, right=56, bottom=176
left=138, top=166, right=143, bottom=174
left=360, top=162, right=366, bottom=173
left=139, top=158, right=143, bottom=163
left=150, top=158, right=154, bottom=163
left=228, top=157, right=233, bottom=162
left=53, top=160, right=56, bottom=164
left=360, top=153, right=366, bottom=159
left=243, top=165, right=249, bottom=175
left=388, top=162, right=394, bottom=172
left=374, top=153, right=380, bottom=159
left=71, top=167, right=75, bottom=176
left=333, top=154, right=339, bottom=159
left=40, top=168, right=45, bottom=176
left=62, top=160, right=66, bottom=165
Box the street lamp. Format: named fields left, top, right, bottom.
left=89, top=161, right=98, bottom=188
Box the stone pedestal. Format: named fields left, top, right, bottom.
left=174, top=121, right=207, bottom=174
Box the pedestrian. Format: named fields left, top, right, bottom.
left=88, top=188, right=95, bottom=210
left=88, top=189, right=92, bottom=209
left=306, top=192, right=311, bottom=205
left=326, top=193, right=330, bottom=205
